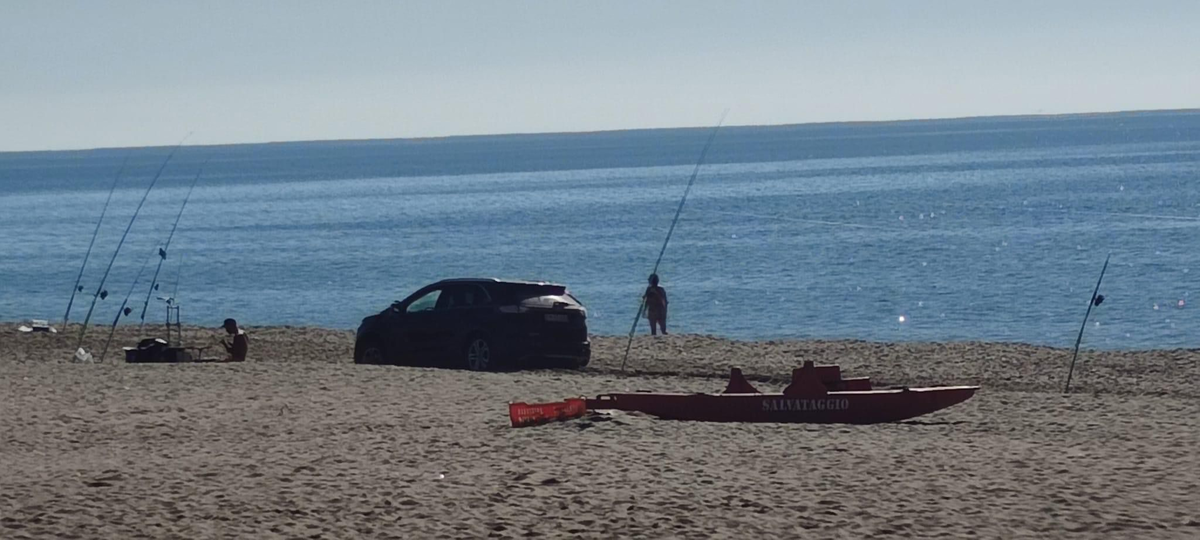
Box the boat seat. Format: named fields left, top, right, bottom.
left=813, top=365, right=842, bottom=383
left=782, top=361, right=829, bottom=397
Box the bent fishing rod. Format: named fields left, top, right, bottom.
left=98, top=250, right=156, bottom=363
left=75, top=134, right=191, bottom=353
left=1064, top=253, right=1110, bottom=393
left=138, top=157, right=209, bottom=329
left=64, top=154, right=130, bottom=328
left=620, top=111, right=727, bottom=372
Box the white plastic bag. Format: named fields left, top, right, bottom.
left=73, top=348, right=94, bottom=364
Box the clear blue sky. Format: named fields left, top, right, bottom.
left=2, top=1, right=1197, bottom=151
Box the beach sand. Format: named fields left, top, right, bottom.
left=2, top=323, right=1198, bottom=538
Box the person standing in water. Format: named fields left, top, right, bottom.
left=221, top=318, right=249, bottom=362
left=644, top=273, right=668, bottom=335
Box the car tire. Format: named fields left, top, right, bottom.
left=356, top=338, right=386, bottom=365
left=464, top=334, right=495, bottom=372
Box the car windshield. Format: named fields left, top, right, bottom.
left=406, top=289, right=441, bottom=313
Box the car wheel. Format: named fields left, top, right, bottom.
left=465, top=335, right=493, bottom=372
left=356, top=339, right=386, bottom=365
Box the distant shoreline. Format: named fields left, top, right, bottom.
left=5, top=322, right=1198, bottom=399
left=7, top=322, right=1197, bottom=355
left=5, top=107, right=1198, bottom=155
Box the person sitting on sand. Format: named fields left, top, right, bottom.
left=220, top=318, right=249, bottom=362
left=644, top=273, right=668, bottom=336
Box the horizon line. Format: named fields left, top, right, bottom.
left=6, top=106, right=1198, bottom=156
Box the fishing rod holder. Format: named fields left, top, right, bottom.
left=124, top=296, right=189, bottom=363
left=158, top=295, right=183, bottom=346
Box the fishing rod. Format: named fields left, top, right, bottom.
left=620, top=111, right=727, bottom=372
left=75, top=134, right=191, bottom=355
left=98, top=250, right=156, bottom=363
left=138, top=158, right=208, bottom=330
left=172, top=252, right=185, bottom=303
left=64, top=154, right=130, bottom=328
left=1064, top=253, right=1110, bottom=393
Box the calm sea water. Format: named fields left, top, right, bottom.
left=2, top=111, right=1199, bottom=349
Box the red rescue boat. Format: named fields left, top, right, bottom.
left=586, top=361, right=978, bottom=424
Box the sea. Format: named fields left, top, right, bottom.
left=2, top=110, right=1199, bottom=350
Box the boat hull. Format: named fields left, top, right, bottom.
left=586, top=386, right=978, bottom=424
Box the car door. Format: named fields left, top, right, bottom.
left=441, top=284, right=493, bottom=352
left=397, top=287, right=445, bottom=365
left=425, top=288, right=462, bottom=363
left=378, top=302, right=411, bottom=364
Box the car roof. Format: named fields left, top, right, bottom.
left=392, top=278, right=571, bottom=305
left=432, top=277, right=566, bottom=288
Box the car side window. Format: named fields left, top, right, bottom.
left=405, top=289, right=442, bottom=313
left=435, top=287, right=458, bottom=311
left=461, top=285, right=491, bottom=308
left=438, top=284, right=492, bottom=310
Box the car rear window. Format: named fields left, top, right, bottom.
left=501, top=284, right=581, bottom=308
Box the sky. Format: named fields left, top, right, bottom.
left=1, top=1, right=1197, bottom=152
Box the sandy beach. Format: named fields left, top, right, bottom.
left=2, top=323, right=1198, bottom=538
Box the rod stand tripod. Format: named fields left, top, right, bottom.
left=159, top=296, right=183, bottom=346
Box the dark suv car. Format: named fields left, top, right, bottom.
left=354, top=278, right=590, bottom=370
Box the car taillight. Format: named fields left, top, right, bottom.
left=498, top=305, right=528, bottom=314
